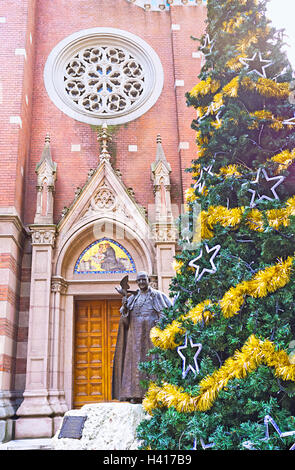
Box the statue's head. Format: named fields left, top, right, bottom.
left=136, top=271, right=149, bottom=292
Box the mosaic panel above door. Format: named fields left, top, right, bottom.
left=74, top=238, right=136, bottom=274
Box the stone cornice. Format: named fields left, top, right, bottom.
left=0, top=213, right=28, bottom=249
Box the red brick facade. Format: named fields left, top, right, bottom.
left=0, top=0, right=206, bottom=440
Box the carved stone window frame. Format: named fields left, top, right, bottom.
left=44, top=28, right=164, bottom=125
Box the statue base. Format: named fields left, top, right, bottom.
left=51, top=402, right=149, bottom=450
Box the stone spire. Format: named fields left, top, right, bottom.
left=154, top=134, right=171, bottom=169
left=35, top=133, right=56, bottom=173
left=34, top=133, right=57, bottom=224
left=151, top=134, right=173, bottom=223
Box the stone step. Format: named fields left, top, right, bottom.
left=0, top=438, right=53, bottom=450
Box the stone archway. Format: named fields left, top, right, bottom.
left=53, top=216, right=155, bottom=411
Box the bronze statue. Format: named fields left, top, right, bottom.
left=112, top=272, right=172, bottom=403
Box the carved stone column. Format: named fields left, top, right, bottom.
left=152, top=224, right=177, bottom=295
left=15, top=226, right=57, bottom=438
left=49, top=276, right=69, bottom=434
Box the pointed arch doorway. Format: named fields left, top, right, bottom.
left=73, top=298, right=121, bottom=408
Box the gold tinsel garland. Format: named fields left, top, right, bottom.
left=190, top=76, right=289, bottom=103
left=143, top=335, right=295, bottom=414
left=151, top=257, right=293, bottom=350
left=199, top=195, right=295, bottom=239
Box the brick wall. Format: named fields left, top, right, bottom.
left=23, top=0, right=206, bottom=224
left=0, top=0, right=36, bottom=403
left=170, top=4, right=207, bottom=193
left=0, top=0, right=36, bottom=218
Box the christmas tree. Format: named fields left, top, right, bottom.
left=137, top=0, right=295, bottom=450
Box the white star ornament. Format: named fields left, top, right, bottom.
left=248, top=168, right=284, bottom=208
left=189, top=243, right=221, bottom=282
left=177, top=334, right=203, bottom=379
left=239, top=51, right=272, bottom=78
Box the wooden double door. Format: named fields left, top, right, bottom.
left=73, top=299, right=121, bottom=408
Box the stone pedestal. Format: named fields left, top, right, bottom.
left=0, top=419, right=14, bottom=443
left=51, top=402, right=149, bottom=450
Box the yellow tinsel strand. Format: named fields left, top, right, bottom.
left=223, top=76, right=240, bottom=97
left=200, top=205, right=245, bottom=240
left=249, top=110, right=285, bottom=132
left=200, top=194, right=295, bottom=239
left=143, top=335, right=295, bottom=414
left=266, top=208, right=290, bottom=230
left=237, top=29, right=265, bottom=54
left=211, top=118, right=222, bottom=129
left=213, top=92, right=224, bottom=109
left=150, top=257, right=294, bottom=349
left=271, top=149, right=295, bottom=173
left=242, top=77, right=290, bottom=99
left=226, top=54, right=246, bottom=71
left=207, top=205, right=245, bottom=228
left=151, top=300, right=216, bottom=350
left=218, top=164, right=242, bottom=177
left=185, top=187, right=197, bottom=203
left=220, top=257, right=293, bottom=317
left=190, top=77, right=221, bottom=99
left=150, top=320, right=185, bottom=350
left=222, top=13, right=244, bottom=34
left=200, top=211, right=214, bottom=239
left=285, top=196, right=295, bottom=216
left=172, top=260, right=184, bottom=274
left=246, top=208, right=264, bottom=232
left=184, top=299, right=216, bottom=325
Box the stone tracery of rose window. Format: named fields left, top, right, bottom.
left=64, top=46, right=145, bottom=115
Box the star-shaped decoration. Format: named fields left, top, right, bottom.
left=211, top=110, right=223, bottom=129
left=239, top=51, right=273, bottom=78
left=197, top=102, right=224, bottom=124
left=189, top=243, right=221, bottom=282
left=177, top=334, right=202, bottom=379
left=207, top=101, right=224, bottom=115
left=193, top=165, right=214, bottom=193
left=283, top=115, right=295, bottom=126
left=192, top=438, right=215, bottom=450
left=273, top=66, right=288, bottom=82
left=242, top=415, right=295, bottom=450
left=199, top=33, right=214, bottom=56
left=247, top=168, right=285, bottom=207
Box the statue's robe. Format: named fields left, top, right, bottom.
left=112, top=287, right=172, bottom=401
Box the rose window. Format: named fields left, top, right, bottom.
left=44, top=28, right=164, bottom=125
left=64, top=46, right=145, bottom=116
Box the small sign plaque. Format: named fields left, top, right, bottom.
left=58, top=415, right=87, bottom=439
